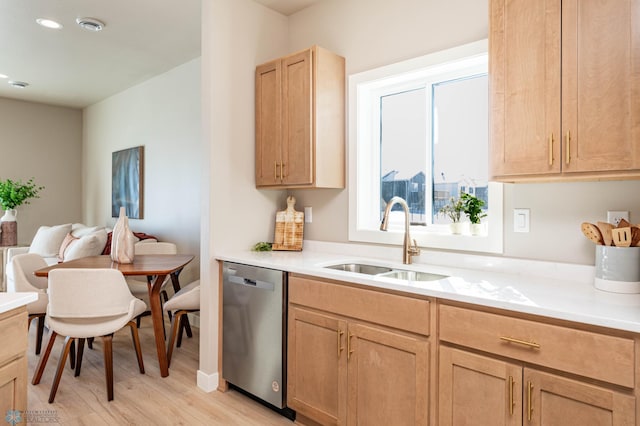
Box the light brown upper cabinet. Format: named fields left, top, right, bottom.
left=255, top=46, right=345, bottom=189
left=490, top=0, right=640, bottom=181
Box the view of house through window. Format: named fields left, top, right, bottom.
left=379, top=73, right=488, bottom=227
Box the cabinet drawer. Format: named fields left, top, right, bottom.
left=439, top=304, right=634, bottom=388
left=0, top=307, right=27, bottom=365
left=289, top=275, right=431, bottom=336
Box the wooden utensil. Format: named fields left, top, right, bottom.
left=632, top=226, right=640, bottom=246
left=612, top=227, right=632, bottom=247
left=272, top=196, right=304, bottom=251
left=581, top=222, right=604, bottom=245
left=596, top=221, right=614, bottom=246
left=617, top=218, right=631, bottom=228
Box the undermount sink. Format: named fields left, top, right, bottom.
left=324, top=263, right=393, bottom=275
left=323, top=263, right=448, bottom=282
left=378, top=270, right=448, bottom=282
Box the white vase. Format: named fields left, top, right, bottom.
left=449, top=222, right=466, bottom=235
left=0, top=209, right=17, bottom=222
left=470, top=223, right=485, bottom=236
left=0, top=209, right=18, bottom=246
left=111, top=207, right=136, bottom=263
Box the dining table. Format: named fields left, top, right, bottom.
left=35, top=254, right=194, bottom=378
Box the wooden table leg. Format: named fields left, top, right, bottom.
left=149, top=273, right=169, bottom=377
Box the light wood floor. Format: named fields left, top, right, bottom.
left=26, top=318, right=295, bottom=425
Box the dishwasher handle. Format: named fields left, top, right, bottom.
left=226, top=273, right=275, bottom=291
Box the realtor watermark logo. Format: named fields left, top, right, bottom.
left=5, top=410, right=60, bottom=425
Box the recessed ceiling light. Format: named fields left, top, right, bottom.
left=76, top=17, right=105, bottom=32
left=8, top=81, right=29, bottom=89
left=36, top=18, right=63, bottom=29
left=0, top=74, right=7, bottom=79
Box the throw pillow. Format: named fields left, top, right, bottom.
left=29, top=224, right=73, bottom=258
left=58, top=233, right=79, bottom=261
left=63, top=229, right=109, bottom=261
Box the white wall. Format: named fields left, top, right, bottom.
left=83, top=58, right=202, bottom=284
left=199, top=0, right=288, bottom=389
left=287, top=0, right=487, bottom=244
left=0, top=98, right=82, bottom=242
left=286, top=0, right=640, bottom=266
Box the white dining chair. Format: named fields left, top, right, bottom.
left=32, top=268, right=147, bottom=402
left=8, top=253, right=49, bottom=354
left=163, top=279, right=200, bottom=366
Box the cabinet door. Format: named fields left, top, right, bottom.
left=255, top=59, right=282, bottom=187
left=282, top=49, right=313, bottom=186
left=490, top=0, right=561, bottom=178
left=347, top=323, right=429, bottom=426
left=0, top=356, right=27, bottom=415
left=562, top=0, right=640, bottom=173
left=287, top=306, right=347, bottom=425
left=439, top=346, right=521, bottom=426
left=525, top=368, right=635, bottom=425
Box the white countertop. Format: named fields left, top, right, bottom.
left=216, top=242, right=640, bottom=334
left=0, top=292, right=37, bottom=314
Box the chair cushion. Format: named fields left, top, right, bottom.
left=29, top=224, right=72, bottom=257
left=164, top=280, right=200, bottom=312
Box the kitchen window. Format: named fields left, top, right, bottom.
left=348, top=40, right=503, bottom=253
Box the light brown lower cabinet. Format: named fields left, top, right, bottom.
left=439, top=346, right=635, bottom=425
left=287, top=275, right=431, bottom=426
left=0, top=306, right=28, bottom=416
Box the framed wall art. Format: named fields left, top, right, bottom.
left=112, top=146, right=144, bottom=219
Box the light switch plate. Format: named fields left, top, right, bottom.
left=607, top=210, right=629, bottom=226
left=513, top=208, right=530, bottom=233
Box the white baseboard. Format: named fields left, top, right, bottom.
left=197, top=370, right=219, bottom=392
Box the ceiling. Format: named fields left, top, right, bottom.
left=0, top=0, right=322, bottom=109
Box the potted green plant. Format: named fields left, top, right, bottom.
left=0, top=177, right=44, bottom=220
left=439, top=196, right=465, bottom=234
left=461, top=192, right=487, bottom=235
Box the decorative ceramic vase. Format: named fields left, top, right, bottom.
left=0, top=209, right=18, bottom=246
left=111, top=207, right=136, bottom=263
left=1, top=209, right=17, bottom=222
left=470, top=223, right=485, bottom=236
left=449, top=222, right=466, bottom=235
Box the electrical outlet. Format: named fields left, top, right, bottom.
left=607, top=210, right=629, bottom=226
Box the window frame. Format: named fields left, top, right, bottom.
left=348, top=39, right=503, bottom=254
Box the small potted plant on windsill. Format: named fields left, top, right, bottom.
left=461, top=192, right=487, bottom=236
left=439, top=196, right=465, bottom=234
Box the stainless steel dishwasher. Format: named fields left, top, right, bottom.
left=222, top=262, right=293, bottom=418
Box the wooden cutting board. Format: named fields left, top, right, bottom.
left=273, top=196, right=304, bottom=251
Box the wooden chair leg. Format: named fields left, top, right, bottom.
left=102, top=334, right=114, bottom=401
left=27, top=315, right=37, bottom=330
left=88, top=337, right=94, bottom=350
left=166, top=311, right=185, bottom=367
left=32, top=330, right=58, bottom=385
left=27, top=314, right=46, bottom=355
left=127, top=321, right=145, bottom=374
left=35, top=315, right=45, bottom=355
left=177, top=314, right=185, bottom=348
left=49, top=336, right=75, bottom=403
left=183, top=314, right=193, bottom=339
left=74, top=338, right=85, bottom=377
left=69, top=339, right=76, bottom=370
